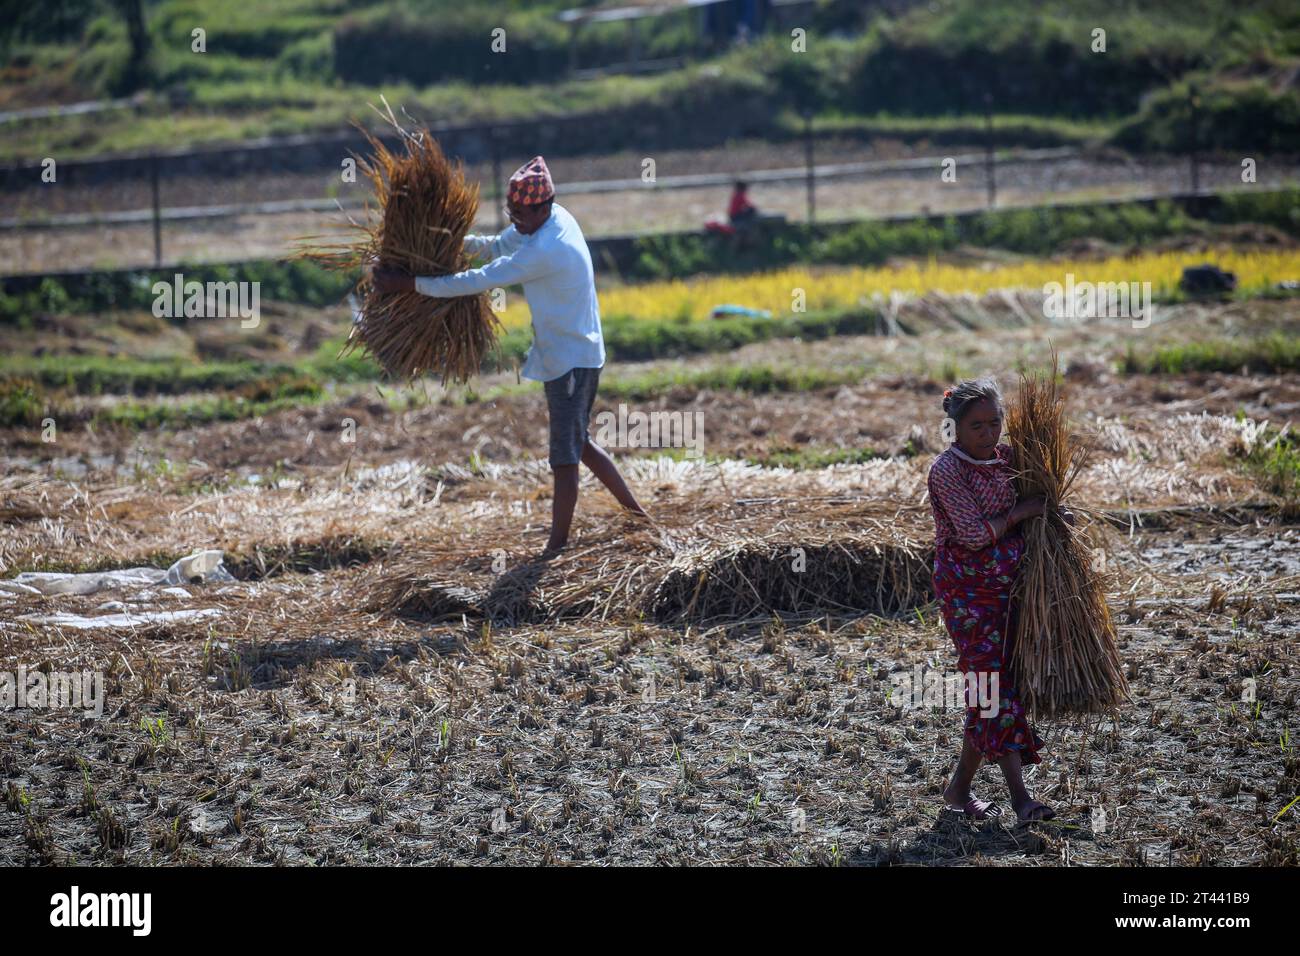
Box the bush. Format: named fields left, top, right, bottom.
left=845, top=14, right=1196, bottom=117
left=1244, top=430, right=1300, bottom=504
left=69, top=10, right=157, bottom=96
left=961, top=200, right=1196, bottom=251
left=0, top=378, right=48, bottom=427
left=1217, top=187, right=1300, bottom=236
left=333, top=1, right=704, bottom=87
left=235, top=370, right=322, bottom=403
left=1113, top=77, right=1300, bottom=153
left=0, top=0, right=96, bottom=49
left=276, top=31, right=334, bottom=81
left=814, top=219, right=955, bottom=265
left=0, top=259, right=356, bottom=325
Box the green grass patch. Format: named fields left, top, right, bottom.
left=1120, top=333, right=1300, bottom=375
left=1243, top=429, right=1300, bottom=505
left=0, top=355, right=299, bottom=396
left=305, top=338, right=384, bottom=383
left=0, top=377, right=48, bottom=427
left=602, top=363, right=867, bottom=401
left=0, top=359, right=340, bottom=431
left=794, top=110, right=1113, bottom=145
left=465, top=360, right=870, bottom=408
left=493, top=307, right=885, bottom=367
left=0, top=259, right=357, bottom=325
left=746, top=446, right=888, bottom=470
left=90, top=386, right=323, bottom=430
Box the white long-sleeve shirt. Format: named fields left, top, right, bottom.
left=413, top=203, right=605, bottom=382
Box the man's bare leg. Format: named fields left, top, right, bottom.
left=545, top=443, right=648, bottom=557
left=581, top=440, right=646, bottom=515
left=546, top=463, right=580, bottom=555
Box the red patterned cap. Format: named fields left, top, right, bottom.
left=507, top=156, right=555, bottom=205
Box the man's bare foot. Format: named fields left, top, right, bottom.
left=1012, top=797, right=1056, bottom=822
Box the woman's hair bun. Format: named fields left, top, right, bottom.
left=943, top=377, right=1003, bottom=425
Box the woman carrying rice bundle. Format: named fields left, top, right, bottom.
left=927, top=378, right=1066, bottom=823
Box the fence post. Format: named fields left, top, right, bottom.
left=1188, top=84, right=1200, bottom=195
left=984, top=91, right=996, bottom=210
left=803, top=108, right=815, bottom=227
left=492, top=127, right=504, bottom=231
left=150, top=152, right=162, bottom=266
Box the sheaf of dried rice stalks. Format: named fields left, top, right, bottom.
left=1008, top=367, right=1130, bottom=718
left=297, top=96, right=499, bottom=384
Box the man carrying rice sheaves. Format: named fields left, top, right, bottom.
left=372, top=156, right=647, bottom=557
left=926, top=377, right=1070, bottom=823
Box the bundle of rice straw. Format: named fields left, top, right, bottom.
left=299, top=97, right=499, bottom=384
left=648, top=536, right=930, bottom=624
left=1007, top=368, right=1129, bottom=718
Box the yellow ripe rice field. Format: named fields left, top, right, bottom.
left=495, top=247, right=1300, bottom=329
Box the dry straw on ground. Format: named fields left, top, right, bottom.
left=647, top=531, right=931, bottom=624
left=362, top=506, right=933, bottom=627
left=1007, top=368, right=1129, bottom=717
left=298, top=98, right=499, bottom=383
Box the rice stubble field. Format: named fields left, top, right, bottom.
left=2, top=288, right=1297, bottom=866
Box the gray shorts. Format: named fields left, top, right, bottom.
left=544, top=366, right=601, bottom=467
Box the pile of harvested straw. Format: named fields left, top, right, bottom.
left=363, top=511, right=933, bottom=628
left=1007, top=370, right=1129, bottom=717
left=648, top=536, right=931, bottom=624
left=300, top=98, right=499, bottom=383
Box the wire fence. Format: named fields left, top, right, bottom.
left=2, top=110, right=1295, bottom=275
left=0, top=147, right=1082, bottom=233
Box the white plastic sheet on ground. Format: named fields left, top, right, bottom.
left=1, top=549, right=235, bottom=630
left=8, top=567, right=167, bottom=597
left=5, top=549, right=234, bottom=597
left=17, top=608, right=222, bottom=631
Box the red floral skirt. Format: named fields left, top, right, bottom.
left=933, top=533, right=1044, bottom=764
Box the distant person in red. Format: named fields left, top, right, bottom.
left=728, top=181, right=757, bottom=225
left=705, top=180, right=781, bottom=237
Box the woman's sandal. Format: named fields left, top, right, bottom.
left=943, top=798, right=1003, bottom=820
left=1014, top=800, right=1057, bottom=823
